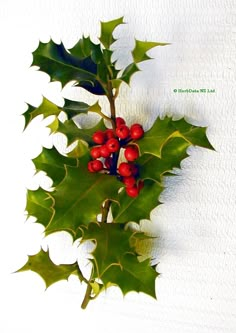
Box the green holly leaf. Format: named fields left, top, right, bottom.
left=66, top=140, right=89, bottom=158
left=32, top=39, right=106, bottom=95
left=68, top=36, right=103, bottom=64
left=138, top=137, right=190, bottom=183
left=23, top=97, right=61, bottom=130
left=45, top=155, right=121, bottom=237
left=81, top=222, right=137, bottom=277
left=61, top=99, right=103, bottom=120
left=58, top=118, right=107, bottom=145
left=81, top=222, right=157, bottom=298
left=138, top=116, right=214, bottom=158
left=62, top=99, right=91, bottom=119
left=119, top=63, right=140, bottom=85
left=17, top=249, right=80, bottom=288
left=99, top=16, right=124, bottom=49
left=132, top=40, right=170, bottom=63
left=32, top=147, right=78, bottom=186
left=26, top=188, right=53, bottom=227
left=112, top=180, right=163, bottom=223
left=101, top=253, right=158, bottom=298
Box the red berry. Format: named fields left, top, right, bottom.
left=116, top=117, right=126, bottom=127
left=138, top=180, right=144, bottom=191
left=90, top=146, right=101, bottom=159
left=118, top=162, right=133, bottom=177
left=106, top=138, right=120, bottom=152
left=104, top=157, right=112, bottom=169
left=100, top=145, right=111, bottom=158
left=87, top=160, right=103, bottom=172
left=92, top=131, right=106, bottom=144
left=116, top=124, right=130, bottom=139
left=105, top=129, right=115, bottom=140
left=88, top=161, right=95, bottom=172
left=126, top=185, right=139, bottom=197
left=124, top=145, right=139, bottom=161
left=122, top=176, right=136, bottom=188
left=130, top=124, right=144, bottom=140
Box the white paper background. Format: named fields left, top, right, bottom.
left=1, top=0, right=236, bottom=332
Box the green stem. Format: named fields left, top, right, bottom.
left=81, top=283, right=92, bottom=309
left=101, top=199, right=111, bottom=223
left=107, top=81, right=116, bottom=131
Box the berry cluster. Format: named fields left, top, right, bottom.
left=88, top=117, right=144, bottom=197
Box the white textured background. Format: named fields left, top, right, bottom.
left=1, top=0, right=236, bottom=332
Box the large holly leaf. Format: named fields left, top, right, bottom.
left=99, top=16, right=124, bottom=49
left=32, top=39, right=106, bottom=95
left=138, top=137, right=190, bottom=183
left=81, top=222, right=145, bottom=277
left=112, top=180, right=163, bottom=223
left=32, top=147, right=79, bottom=186
left=17, top=249, right=80, bottom=288
left=57, top=118, right=107, bottom=146
left=23, top=97, right=61, bottom=130
left=101, top=253, right=158, bottom=298
left=25, top=188, right=53, bottom=227
left=45, top=155, right=121, bottom=237
left=138, top=116, right=214, bottom=158
left=81, top=222, right=157, bottom=298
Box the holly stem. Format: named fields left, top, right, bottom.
left=81, top=282, right=92, bottom=309
left=101, top=199, right=111, bottom=223
left=107, top=81, right=116, bottom=131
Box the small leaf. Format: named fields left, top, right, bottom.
left=99, top=17, right=124, bottom=49
left=101, top=253, right=158, bottom=298
left=132, top=39, right=170, bottom=63
left=62, top=100, right=91, bottom=119
left=119, top=63, right=140, bottom=85
left=58, top=118, right=107, bottom=146
left=23, top=97, right=61, bottom=130
left=17, top=249, right=80, bottom=288
left=112, top=180, right=163, bottom=223
left=26, top=188, right=53, bottom=227
left=33, top=147, right=78, bottom=186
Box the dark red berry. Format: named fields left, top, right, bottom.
left=130, top=124, right=144, bottom=140
left=126, top=185, right=139, bottom=197
left=90, top=146, right=101, bottom=159
left=92, top=131, right=106, bottom=144
left=88, top=160, right=103, bottom=172
left=116, top=124, right=130, bottom=139
left=124, top=145, right=139, bottom=161
left=88, top=161, right=95, bottom=172
left=104, top=157, right=112, bottom=169
left=122, top=176, right=136, bottom=188
left=116, top=117, right=126, bottom=127
left=106, top=138, right=120, bottom=152
left=138, top=180, right=144, bottom=191
left=130, top=164, right=139, bottom=177
left=100, top=145, right=111, bottom=158
left=105, top=129, right=115, bottom=140
left=118, top=162, right=133, bottom=177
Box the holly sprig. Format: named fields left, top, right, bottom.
left=18, top=17, right=213, bottom=309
